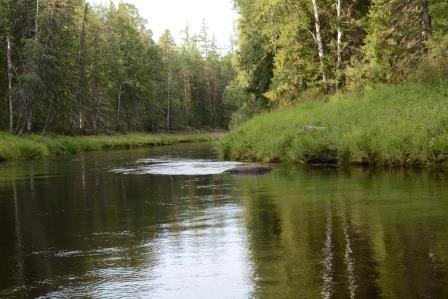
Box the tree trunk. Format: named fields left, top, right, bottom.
left=7, top=35, right=14, bottom=133
left=76, top=3, right=88, bottom=130
left=422, top=0, right=432, bottom=39
left=336, top=0, right=342, bottom=70
left=184, top=75, right=190, bottom=126
left=167, top=71, right=171, bottom=131
left=26, top=113, right=32, bottom=132
left=92, top=107, right=98, bottom=134
left=35, top=0, right=39, bottom=39
left=117, top=84, right=122, bottom=124
left=311, top=0, right=326, bottom=82
left=41, top=105, right=52, bottom=136
left=208, top=81, right=213, bottom=125
left=26, top=0, right=39, bottom=133
left=184, top=80, right=188, bottom=124
left=212, top=80, right=217, bottom=127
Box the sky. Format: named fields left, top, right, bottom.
left=88, top=0, right=237, bottom=51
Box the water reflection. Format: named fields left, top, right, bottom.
left=239, top=167, right=448, bottom=298
left=321, top=203, right=334, bottom=299
left=0, top=144, right=448, bottom=298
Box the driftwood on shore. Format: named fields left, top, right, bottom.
left=225, top=164, right=272, bottom=175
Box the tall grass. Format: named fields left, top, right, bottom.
left=220, top=82, right=448, bottom=167
left=0, top=132, right=222, bottom=162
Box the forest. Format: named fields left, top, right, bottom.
left=1, top=0, right=448, bottom=166
left=219, top=0, right=448, bottom=167
left=0, top=0, right=238, bottom=135
left=230, top=0, right=447, bottom=119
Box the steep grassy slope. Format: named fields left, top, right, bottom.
left=220, top=82, right=448, bottom=167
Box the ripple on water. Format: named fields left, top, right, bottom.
left=111, top=157, right=242, bottom=176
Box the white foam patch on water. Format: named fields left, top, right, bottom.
left=111, top=157, right=242, bottom=176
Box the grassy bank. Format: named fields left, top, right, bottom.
left=0, top=132, right=223, bottom=162
left=220, top=82, right=448, bottom=167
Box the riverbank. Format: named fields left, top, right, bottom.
left=0, top=132, right=223, bottom=162
left=220, top=82, right=448, bottom=167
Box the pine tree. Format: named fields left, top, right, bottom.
left=0, top=0, right=238, bottom=133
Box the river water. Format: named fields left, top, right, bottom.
left=0, top=142, right=447, bottom=298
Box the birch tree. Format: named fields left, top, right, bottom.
left=6, top=33, right=13, bottom=133
left=76, top=3, right=89, bottom=130
left=0, top=0, right=14, bottom=132
left=336, top=0, right=342, bottom=70
left=311, top=0, right=326, bottom=82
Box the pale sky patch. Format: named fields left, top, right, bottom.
left=88, top=0, right=237, bottom=51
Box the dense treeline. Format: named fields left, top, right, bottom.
left=230, top=0, right=448, bottom=125
left=0, top=0, right=238, bottom=134
left=2, top=1, right=448, bottom=135
left=220, top=0, right=448, bottom=166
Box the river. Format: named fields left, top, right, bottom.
left=0, top=142, right=447, bottom=298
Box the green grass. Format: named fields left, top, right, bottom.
left=220, top=82, right=448, bottom=168
left=0, top=132, right=223, bottom=162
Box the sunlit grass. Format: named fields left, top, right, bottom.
left=220, top=82, right=448, bottom=167
left=0, top=132, right=222, bottom=162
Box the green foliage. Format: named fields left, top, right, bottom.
left=0, top=1, right=238, bottom=134
left=232, top=0, right=447, bottom=122
left=234, top=0, right=372, bottom=107
left=220, top=81, right=448, bottom=167
left=413, top=1, right=448, bottom=83
left=2, top=0, right=448, bottom=141
left=0, top=132, right=222, bottom=162
left=358, top=0, right=427, bottom=86
left=0, top=133, right=49, bottom=161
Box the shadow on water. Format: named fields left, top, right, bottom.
left=0, top=143, right=448, bottom=298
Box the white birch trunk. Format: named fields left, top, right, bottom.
left=117, top=84, right=122, bottom=123
left=77, top=3, right=88, bottom=130
left=26, top=0, right=39, bottom=132
left=336, top=0, right=342, bottom=70
left=311, top=0, right=326, bottom=82
left=7, top=35, right=13, bottom=133
left=35, top=0, right=39, bottom=39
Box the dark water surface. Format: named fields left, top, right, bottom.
left=1, top=143, right=448, bottom=298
